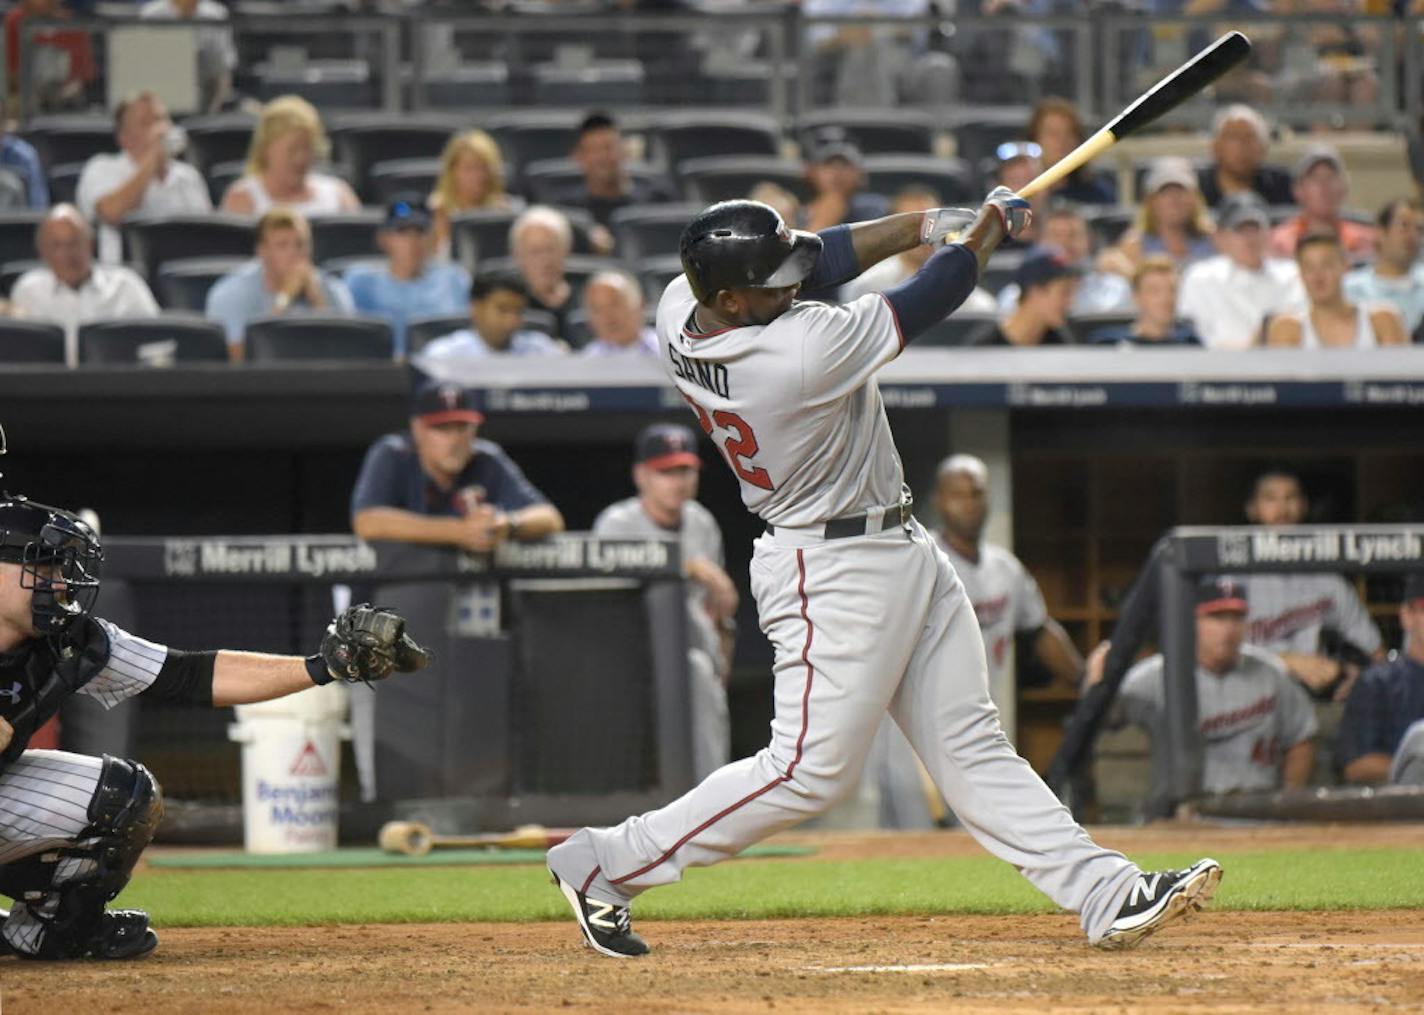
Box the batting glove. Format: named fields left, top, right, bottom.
left=920, top=206, right=978, bottom=246
left=984, top=186, right=1032, bottom=239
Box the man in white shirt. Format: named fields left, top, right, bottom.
left=75, top=91, right=212, bottom=264
left=137, top=0, right=237, bottom=113
left=9, top=205, right=159, bottom=366
left=1177, top=192, right=1305, bottom=349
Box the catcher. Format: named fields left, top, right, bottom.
left=0, top=493, right=428, bottom=960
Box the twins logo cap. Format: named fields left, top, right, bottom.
left=1196, top=575, right=1249, bottom=615
left=411, top=380, right=484, bottom=424
left=635, top=423, right=701, bottom=471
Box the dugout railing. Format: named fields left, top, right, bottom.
left=1154, top=523, right=1424, bottom=816
left=102, top=532, right=698, bottom=840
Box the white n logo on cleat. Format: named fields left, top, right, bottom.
left=1130, top=874, right=1163, bottom=907
left=588, top=901, right=619, bottom=931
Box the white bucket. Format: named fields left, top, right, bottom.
left=228, top=682, right=350, bottom=854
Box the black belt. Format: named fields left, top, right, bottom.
left=766, top=489, right=914, bottom=540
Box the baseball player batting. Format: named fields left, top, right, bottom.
left=0, top=491, right=429, bottom=960
left=547, top=190, right=1222, bottom=957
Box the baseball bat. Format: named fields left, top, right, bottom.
left=1016, top=31, right=1252, bottom=200
left=377, top=820, right=575, bottom=856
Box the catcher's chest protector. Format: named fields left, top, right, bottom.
left=0, top=618, right=109, bottom=771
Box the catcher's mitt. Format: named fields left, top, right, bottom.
left=307, top=604, right=429, bottom=686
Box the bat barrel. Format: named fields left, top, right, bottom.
left=377, top=820, right=435, bottom=856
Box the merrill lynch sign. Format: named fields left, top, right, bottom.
left=1215, top=530, right=1424, bottom=569
left=164, top=539, right=379, bottom=578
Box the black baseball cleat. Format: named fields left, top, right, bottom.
left=0, top=909, right=11, bottom=957
left=1096, top=858, right=1223, bottom=951
left=549, top=868, right=649, bottom=958
left=18, top=909, right=159, bottom=961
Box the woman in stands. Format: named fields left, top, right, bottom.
left=1109, top=156, right=1216, bottom=275
left=220, top=94, right=360, bottom=217
left=1266, top=232, right=1406, bottom=348
left=428, top=130, right=521, bottom=259
left=1027, top=97, right=1117, bottom=206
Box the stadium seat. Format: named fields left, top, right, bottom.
left=521, top=307, right=560, bottom=337
left=520, top=159, right=674, bottom=206
left=479, top=254, right=622, bottom=303
left=180, top=112, right=257, bottom=173
left=20, top=115, right=113, bottom=172
left=244, top=315, right=395, bottom=362
left=0, top=259, right=40, bottom=298
left=0, top=167, right=28, bottom=209
left=609, top=204, right=699, bottom=260
left=914, top=311, right=1000, bottom=347
left=46, top=162, right=84, bottom=206
left=449, top=206, right=599, bottom=273
left=0, top=212, right=42, bottom=265
left=643, top=113, right=783, bottom=178
left=322, top=255, right=385, bottom=277
left=123, top=214, right=257, bottom=281
left=948, top=111, right=1030, bottom=173
left=367, top=158, right=442, bottom=206
left=204, top=159, right=247, bottom=206
left=862, top=155, right=975, bottom=205
left=635, top=254, right=683, bottom=304
left=78, top=316, right=229, bottom=365
left=532, top=61, right=645, bottom=107
left=0, top=319, right=66, bottom=363
left=679, top=156, right=810, bottom=205
left=329, top=119, right=457, bottom=196
left=309, top=212, right=384, bottom=265
left=563, top=308, right=594, bottom=349
left=796, top=110, right=936, bottom=156
left=407, top=314, right=470, bottom=355
left=1069, top=310, right=1137, bottom=343
left=418, top=63, right=512, bottom=110
left=700, top=63, right=776, bottom=107
left=980, top=249, right=1025, bottom=295
left=254, top=60, right=379, bottom=108
left=487, top=111, right=587, bottom=180
left=155, top=255, right=250, bottom=311
left=1082, top=206, right=1135, bottom=248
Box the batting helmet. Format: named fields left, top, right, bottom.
left=0, top=496, right=102, bottom=634
left=679, top=200, right=823, bottom=305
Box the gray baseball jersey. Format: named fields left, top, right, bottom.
left=1236, top=573, right=1382, bottom=657
left=1119, top=644, right=1318, bottom=794
left=934, top=534, right=1048, bottom=685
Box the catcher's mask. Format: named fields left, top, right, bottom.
left=0, top=495, right=103, bottom=634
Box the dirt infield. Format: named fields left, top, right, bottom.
left=4, top=825, right=1424, bottom=1014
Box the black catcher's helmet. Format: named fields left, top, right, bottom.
left=0, top=496, right=102, bottom=634
left=679, top=200, right=823, bottom=305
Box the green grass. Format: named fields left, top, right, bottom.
left=120, top=847, right=1424, bottom=928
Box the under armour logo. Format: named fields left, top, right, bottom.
left=0, top=681, right=21, bottom=705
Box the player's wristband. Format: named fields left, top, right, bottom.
left=305, top=654, right=334, bottom=686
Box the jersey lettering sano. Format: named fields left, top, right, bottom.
left=656, top=275, right=908, bottom=527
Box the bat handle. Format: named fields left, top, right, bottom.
left=1015, top=128, right=1116, bottom=202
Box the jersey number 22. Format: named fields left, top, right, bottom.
left=684, top=395, right=774, bottom=491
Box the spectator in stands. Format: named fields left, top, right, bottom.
left=204, top=208, right=354, bottom=359
left=579, top=269, right=657, bottom=357
left=352, top=379, right=564, bottom=550
left=1111, top=157, right=1216, bottom=273
left=344, top=201, right=469, bottom=358
left=416, top=270, right=565, bottom=362
left=801, top=134, right=889, bottom=232
left=1177, top=192, right=1305, bottom=350
left=4, top=0, right=95, bottom=111
left=508, top=205, right=577, bottom=338
left=1234, top=467, right=1384, bottom=701
left=840, top=185, right=998, bottom=313
left=1344, top=198, right=1424, bottom=338
left=803, top=0, right=936, bottom=109
left=593, top=424, right=733, bottom=778
left=1339, top=573, right=1424, bottom=786
left=137, top=0, right=237, bottom=113
left=0, top=110, right=48, bottom=209
left=8, top=205, right=158, bottom=366
left=748, top=181, right=801, bottom=231
left=76, top=91, right=212, bottom=264
left=1269, top=145, right=1376, bottom=260
left=1265, top=233, right=1406, bottom=348
left=553, top=112, right=675, bottom=244
left=220, top=95, right=360, bottom=217
left=1198, top=104, right=1293, bottom=209
left=998, top=206, right=1132, bottom=316
left=1090, top=256, right=1201, bottom=346
left=1026, top=97, right=1117, bottom=205
left=1098, top=576, right=1317, bottom=795
left=992, top=142, right=1043, bottom=248
left=973, top=246, right=1077, bottom=347
left=427, top=129, right=520, bottom=261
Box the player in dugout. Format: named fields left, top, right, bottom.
left=1338, top=573, right=1424, bottom=786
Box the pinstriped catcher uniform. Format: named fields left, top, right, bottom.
left=545, top=201, right=1193, bottom=956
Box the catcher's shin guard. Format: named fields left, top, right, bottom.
left=0, top=755, right=163, bottom=959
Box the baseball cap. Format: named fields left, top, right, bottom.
left=1142, top=156, right=1198, bottom=196
left=635, top=423, right=701, bottom=471
left=1293, top=143, right=1345, bottom=183
left=383, top=199, right=432, bottom=232
left=809, top=131, right=864, bottom=169
left=411, top=380, right=484, bottom=424
left=1014, top=245, right=1081, bottom=291
left=1218, top=191, right=1270, bottom=230
left=1196, top=575, right=1249, bottom=615
left=1403, top=572, right=1424, bottom=606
